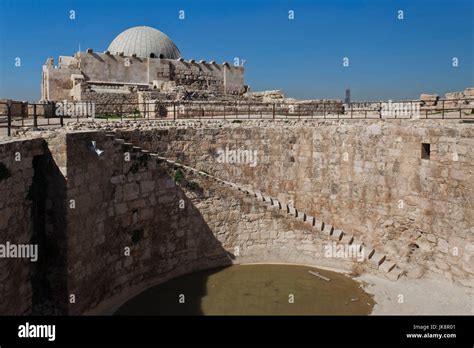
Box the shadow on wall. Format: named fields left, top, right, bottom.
left=109, top=169, right=233, bottom=315
left=28, top=144, right=68, bottom=315
left=63, top=132, right=234, bottom=315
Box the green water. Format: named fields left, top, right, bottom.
left=114, top=264, right=374, bottom=315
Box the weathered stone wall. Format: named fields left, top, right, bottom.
left=1, top=119, right=472, bottom=315
left=64, top=131, right=356, bottom=314
left=0, top=138, right=43, bottom=314
left=63, top=132, right=229, bottom=314
left=42, top=51, right=245, bottom=101
left=115, top=119, right=474, bottom=287
left=77, top=86, right=139, bottom=116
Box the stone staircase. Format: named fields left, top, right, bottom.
left=105, top=132, right=405, bottom=281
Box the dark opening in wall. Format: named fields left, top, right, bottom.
left=159, top=54, right=164, bottom=59
left=150, top=53, right=156, bottom=58
left=421, top=143, right=430, bottom=160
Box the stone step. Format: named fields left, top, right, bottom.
left=114, top=138, right=125, bottom=144
left=314, top=219, right=324, bottom=231
left=379, top=260, right=396, bottom=273
left=361, top=245, right=375, bottom=260
left=256, top=192, right=265, bottom=202
left=305, top=215, right=315, bottom=226
left=368, top=252, right=386, bottom=269
left=340, top=234, right=354, bottom=245
left=331, top=229, right=344, bottom=241
left=351, top=239, right=363, bottom=252
left=287, top=206, right=297, bottom=216
left=271, top=199, right=282, bottom=209
left=386, top=266, right=404, bottom=281
left=322, top=223, right=333, bottom=236
left=296, top=211, right=306, bottom=221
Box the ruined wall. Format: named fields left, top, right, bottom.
left=79, top=52, right=149, bottom=85
left=117, top=120, right=474, bottom=287
left=64, top=131, right=355, bottom=314
left=1, top=120, right=472, bottom=316
left=42, top=65, right=76, bottom=101
left=0, top=134, right=69, bottom=315
left=76, top=85, right=139, bottom=115
left=0, top=138, right=43, bottom=315
left=42, top=51, right=245, bottom=102
left=0, top=130, right=376, bottom=315
left=63, top=132, right=230, bottom=314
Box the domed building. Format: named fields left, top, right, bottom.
left=107, top=26, right=181, bottom=59
left=41, top=26, right=245, bottom=105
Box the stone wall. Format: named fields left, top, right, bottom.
left=76, top=85, right=139, bottom=116
left=42, top=51, right=245, bottom=101
left=1, top=119, right=472, bottom=315
left=63, top=132, right=230, bottom=314
left=63, top=131, right=358, bottom=314
left=115, top=119, right=474, bottom=287
left=0, top=138, right=43, bottom=315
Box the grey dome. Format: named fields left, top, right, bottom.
left=107, top=26, right=181, bottom=59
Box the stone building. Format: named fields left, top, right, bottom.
left=41, top=26, right=246, bottom=103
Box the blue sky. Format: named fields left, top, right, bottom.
left=0, top=0, right=472, bottom=101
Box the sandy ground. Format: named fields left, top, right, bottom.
left=358, top=273, right=474, bottom=315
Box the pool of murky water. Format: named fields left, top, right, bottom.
left=115, top=264, right=374, bottom=315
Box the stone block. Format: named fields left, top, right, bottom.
left=340, top=234, right=354, bottom=245
left=314, top=219, right=324, bottom=231
left=361, top=246, right=375, bottom=260
left=351, top=239, right=363, bottom=252
left=305, top=215, right=315, bottom=226
left=296, top=211, right=306, bottom=221
left=379, top=261, right=396, bottom=273
left=385, top=266, right=404, bottom=281
left=368, top=252, right=386, bottom=269
left=271, top=199, right=281, bottom=209
left=287, top=206, right=297, bottom=216
left=322, top=223, right=333, bottom=236
left=331, top=229, right=344, bottom=241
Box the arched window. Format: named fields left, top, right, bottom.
left=150, top=53, right=156, bottom=58
left=159, top=54, right=164, bottom=59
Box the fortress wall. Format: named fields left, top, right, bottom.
left=223, top=64, right=245, bottom=94
left=118, top=120, right=474, bottom=287
left=42, top=51, right=245, bottom=102
left=0, top=131, right=366, bottom=315
left=1, top=121, right=472, bottom=315
left=79, top=52, right=149, bottom=84
left=0, top=138, right=44, bottom=314
left=63, top=131, right=353, bottom=314
left=43, top=67, right=75, bottom=101
left=63, top=132, right=231, bottom=314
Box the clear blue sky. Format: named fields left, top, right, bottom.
left=0, top=0, right=472, bottom=102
